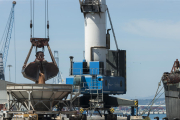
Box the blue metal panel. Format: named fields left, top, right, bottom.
left=66, top=75, right=126, bottom=95
left=102, top=76, right=126, bottom=94
left=72, top=62, right=83, bottom=75
left=89, top=62, right=100, bottom=75
left=80, top=76, right=103, bottom=94
left=66, top=77, right=74, bottom=85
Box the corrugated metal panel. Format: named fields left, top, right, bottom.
left=165, top=90, right=180, bottom=120
left=165, top=91, right=179, bottom=98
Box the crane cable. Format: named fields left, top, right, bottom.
left=45, top=0, right=46, bottom=38
left=143, top=86, right=164, bottom=113
left=141, top=91, right=165, bottom=115
left=30, top=0, right=32, bottom=38
left=47, top=0, right=49, bottom=38
left=147, top=79, right=163, bottom=116
left=107, top=8, right=119, bottom=51
left=140, top=87, right=163, bottom=115
left=30, top=0, right=49, bottom=38
left=140, top=77, right=164, bottom=116
left=33, top=0, right=34, bottom=37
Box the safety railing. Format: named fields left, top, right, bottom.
left=72, top=81, right=103, bottom=93
left=69, top=68, right=105, bottom=75
left=83, top=0, right=99, bottom=5
left=81, top=82, right=102, bottom=90
left=6, top=84, right=73, bottom=91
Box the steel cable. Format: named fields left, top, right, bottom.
left=141, top=90, right=165, bottom=115
left=141, top=86, right=164, bottom=114
left=45, top=0, right=46, bottom=38
left=33, top=0, right=34, bottom=37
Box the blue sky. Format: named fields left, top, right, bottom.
left=0, top=0, right=180, bottom=99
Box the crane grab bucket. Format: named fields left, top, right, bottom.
left=22, top=38, right=59, bottom=84
left=22, top=61, right=59, bottom=83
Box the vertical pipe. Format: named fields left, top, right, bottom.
left=69, top=56, right=74, bottom=75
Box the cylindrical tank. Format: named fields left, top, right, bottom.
left=84, top=0, right=107, bottom=69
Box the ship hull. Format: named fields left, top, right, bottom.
left=163, top=81, right=180, bottom=120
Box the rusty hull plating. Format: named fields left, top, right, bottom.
left=22, top=38, right=59, bottom=84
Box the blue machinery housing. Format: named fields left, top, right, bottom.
left=66, top=50, right=127, bottom=95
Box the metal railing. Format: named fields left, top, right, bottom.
left=69, top=68, right=105, bottom=75
left=83, top=0, right=99, bottom=5
left=82, top=82, right=102, bottom=90
left=73, top=81, right=103, bottom=93
left=6, top=84, right=73, bottom=91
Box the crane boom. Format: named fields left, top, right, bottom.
left=0, top=1, right=16, bottom=77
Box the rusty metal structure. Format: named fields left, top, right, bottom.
left=162, top=59, right=180, bottom=84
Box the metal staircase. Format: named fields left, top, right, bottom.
left=89, top=75, right=103, bottom=116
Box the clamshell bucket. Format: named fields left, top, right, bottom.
left=22, top=61, right=59, bottom=82
left=22, top=38, right=59, bottom=84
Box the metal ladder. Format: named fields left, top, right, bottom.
left=89, top=74, right=103, bottom=116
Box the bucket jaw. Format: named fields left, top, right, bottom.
left=22, top=38, right=59, bottom=84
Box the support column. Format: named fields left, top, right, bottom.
left=136, top=107, right=138, bottom=116
left=70, top=93, right=72, bottom=111
left=27, top=91, right=32, bottom=110
left=131, top=107, right=134, bottom=116
left=7, top=91, right=11, bottom=110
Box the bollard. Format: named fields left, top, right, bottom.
left=154, top=117, right=159, bottom=120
